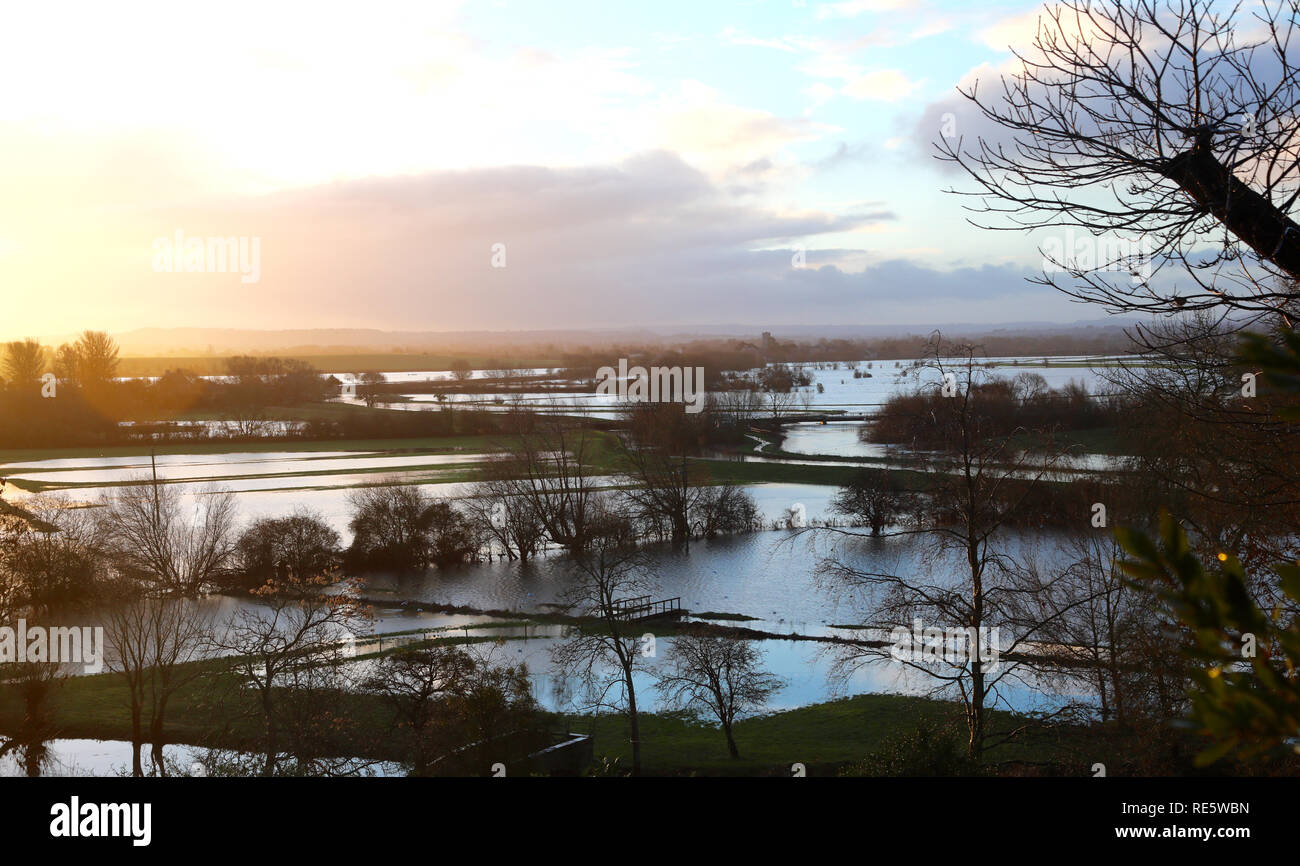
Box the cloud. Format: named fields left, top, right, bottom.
left=841, top=68, right=924, bottom=102
left=813, top=141, right=876, bottom=170
left=977, top=7, right=1051, bottom=52
left=11, top=152, right=921, bottom=331
left=784, top=257, right=1032, bottom=306
left=817, top=0, right=919, bottom=20
left=799, top=49, right=923, bottom=103
left=640, top=82, right=838, bottom=176
left=909, top=57, right=1040, bottom=173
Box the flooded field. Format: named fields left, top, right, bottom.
left=0, top=354, right=1128, bottom=766
left=2, top=451, right=497, bottom=488
left=328, top=358, right=1138, bottom=418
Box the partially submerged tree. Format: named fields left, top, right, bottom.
left=502, top=421, right=604, bottom=554
left=830, top=468, right=912, bottom=535
left=463, top=465, right=547, bottom=562
left=345, top=483, right=480, bottom=571
left=233, top=509, right=342, bottom=589
left=103, top=479, right=238, bottom=596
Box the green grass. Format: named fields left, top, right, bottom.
left=0, top=433, right=509, bottom=467
left=697, top=458, right=918, bottom=488
left=12, top=468, right=491, bottom=495
left=1, top=664, right=1053, bottom=776
left=557, top=694, right=1038, bottom=775
left=1, top=648, right=1130, bottom=776
left=0, top=662, right=267, bottom=752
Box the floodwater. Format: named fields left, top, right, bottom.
left=360, top=524, right=1070, bottom=634
left=4, top=518, right=1091, bottom=777
left=0, top=355, right=1130, bottom=760
left=0, top=738, right=403, bottom=777
left=780, top=422, right=896, bottom=459
left=777, top=422, right=1124, bottom=473
left=3, top=451, right=496, bottom=488
left=329, top=357, right=1139, bottom=418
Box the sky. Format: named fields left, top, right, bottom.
left=0, top=0, right=1107, bottom=339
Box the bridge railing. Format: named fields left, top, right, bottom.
left=610, top=597, right=682, bottom=620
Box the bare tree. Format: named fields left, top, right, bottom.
left=1017, top=529, right=1188, bottom=737
left=655, top=635, right=782, bottom=759
left=506, top=421, right=603, bottom=553
left=617, top=444, right=706, bottom=545
left=103, top=591, right=214, bottom=775
left=819, top=336, right=1073, bottom=759
left=708, top=388, right=764, bottom=426
left=691, top=482, right=761, bottom=538
left=223, top=408, right=271, bottom=439
left=550, top=518, right=655, bottom=775
left=364, top=645, right=479, bottom=775
left=939, top=0, right=1300, bottom=317
left=3, top=339, right=46, bottom=389
left=345, top=483, right=480, bottom=571
left=233, top=509, right=341, bottom=587
left=103, top=479, right=239, bottom=596
left=0, top=494, right=105, bottom=775
left=462, top=466, right=547, bottom=562
left=1103, top=310, right=1300, bottom=571
left=830, top=468, right=913, bottom=535
left=54, top=330, right=119, bottom=390
left=206, top=574, right=367, bottom=776
left=765, top=389, right=797, bottom=423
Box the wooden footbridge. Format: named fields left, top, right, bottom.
left=610, top=596, right=684, bottom=622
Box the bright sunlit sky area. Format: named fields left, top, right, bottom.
left=0, top=0, right=1106, bottom=338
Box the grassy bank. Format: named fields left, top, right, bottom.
left=1, top=662, right=1065, bottom=776
left=558, top=694, right=1003, bottom=775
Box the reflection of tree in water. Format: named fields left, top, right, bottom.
left=0, top=736, right=53, bottom=778
left=546, top=667, right=575, bottom=711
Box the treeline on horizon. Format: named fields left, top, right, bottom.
left=0, top=325, right=1146, bottom=451
left=59, top=327, right=1145, bottom=378
left=0, top=333, right=511, bottom=449
left=0, top=332, right=765, bottom=449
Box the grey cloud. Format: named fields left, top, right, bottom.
left=120, top=151, right=1053, bottom=328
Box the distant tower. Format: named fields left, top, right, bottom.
left=761, top=331, right=773, bottom=354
